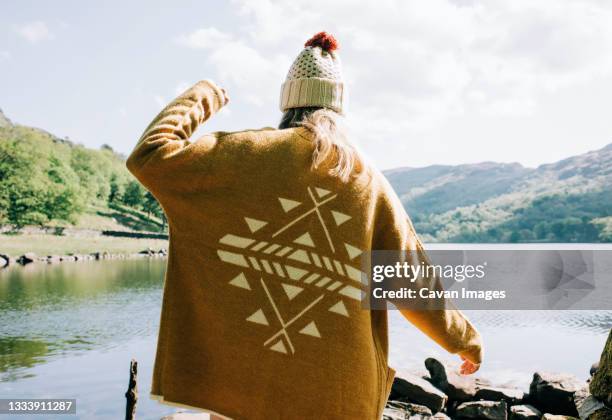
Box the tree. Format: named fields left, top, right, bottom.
left=109, top=174, right=120, bottom=204
left=122, top=181, right=144, bottom=208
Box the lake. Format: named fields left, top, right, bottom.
left=0, top=259, right=610, bottom=419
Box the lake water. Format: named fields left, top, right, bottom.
left=0, top=259, right=610, bottom=419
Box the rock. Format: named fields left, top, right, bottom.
left=540, top=414, right=579, bottom=420
left=529, top=372, right=581, bottom=416
left=390, top=373, right=448, bottom=412
left=384, top=400, right=433, bottom=419
left=16, top=253, right=36, bottom=265
left=455, top=400, right=507, bottom=420
left=590, top=362, right=599, bottom=377
left=509, top=404, right=541, bottom=420
left=475, top=386, right=525, bottom=404
left=589, top=408, right=612, bottom=420
left=46, top=255, right=61, bottom=263
left=140, top=248, right=154, bottom=255
left=590, top=329, right=612, bottom=407
left=0, top=253, right=9, bottom=268
left=424, top=357, right=477, bottom=402
left=92, top=252, right=101, bottom=260
left=432, top=413, right=451, bottom=420
left=574, top=385, right=607, bottom=420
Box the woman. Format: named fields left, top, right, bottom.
left=127, top=32, right=482, bottom=420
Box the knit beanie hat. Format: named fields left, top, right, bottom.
left=280, top=32, right=344, bottom=114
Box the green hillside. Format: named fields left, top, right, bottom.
left=385, top=144, right=612, bottom=243
left=1, top=108, right=610, bottom=244
left=0, top=109, right=165, bottom=233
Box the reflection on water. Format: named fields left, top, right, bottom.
left=0, top=337, right=49, bottom=382
left=0, top=260, right=164, bottom=382
left=0, top=259, right=610, bottom=418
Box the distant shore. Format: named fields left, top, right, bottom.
left=0, top=232, right=168, bottom=264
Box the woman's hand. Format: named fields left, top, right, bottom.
left=459, top=355, right=480, bottom=375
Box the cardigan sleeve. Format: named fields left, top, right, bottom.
left=126, top=80, right=228, bottom=193
left=373, top=177, right=483, bottom=365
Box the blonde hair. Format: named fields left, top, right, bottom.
left=279, top=107, right=358, bottom=182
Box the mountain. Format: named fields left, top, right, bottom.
left=0, top=109, right=12, bottom=128
left=384, top=144, right=612, bottom=242
left=1, top=108, right=609, bottom=242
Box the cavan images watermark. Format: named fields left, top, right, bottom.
left=361, top=249, right=612, bottom=310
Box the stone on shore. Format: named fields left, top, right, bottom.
left=390, top=373, right=448, bottom=412
left=590, top=362, right=599, bottom=377
left=16, top=252, right=36, bottom=265
left=455, top=400, right=507, bottom=420
left=384, top=400, right=432, bottom=419
left=540, top=414, right=579, bottom=420
left=589, top=408, right=612, bottom=420
left=590, top=329, right=611, bottom=407
left=574, top=385, right=608, bottom=420
left=424, top=357, right=478, bottom=402
left=528, top=372, right=581, bottom=416
left=475, top=386, right=525, bottom=404
left=509, top=404, right=541, bottom=420
left=0, top=253, right=9, bottom=268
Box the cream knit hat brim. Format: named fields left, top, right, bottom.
left=280, top=77, right=344, bottom=113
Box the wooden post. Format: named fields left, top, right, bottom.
left=125, top=359, right=138, bottom=420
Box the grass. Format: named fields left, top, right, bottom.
left=1, top=202, right=168, bottom=256
left=0, top=233, right=168, bottom=257
left=45, top=202, right=166, bottom=233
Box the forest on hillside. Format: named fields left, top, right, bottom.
left=0, top=123, right=164, bottom=231
left=1, top=111, right=610, bottom=243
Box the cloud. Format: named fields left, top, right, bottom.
left=0, top=51, right=10, bottom=60
left=174, top=0, right=612, bottom=162
left=14, top=21, right=54, bottom=44
left=176, top=27, right=233, bottom=49
left=176, top=27, right=291, bottom=107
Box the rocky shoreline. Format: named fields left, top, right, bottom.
left=0, top=248, right=168, bottom=268
left=384, top=330, right=611, bottom=419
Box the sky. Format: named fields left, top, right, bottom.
left=1, top=0, right=612, bottom=170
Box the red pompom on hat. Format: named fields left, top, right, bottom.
left=304, top=32, right=339, bottom=52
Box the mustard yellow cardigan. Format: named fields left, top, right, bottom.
left=127, top=80, right=482, bottom=420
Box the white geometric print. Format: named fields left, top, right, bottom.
left=229, top=273, right=251, bottom=290
left=331, top=210, right=351, bottom=226
left=246, top=308, right=269, bottom=325
left=244, top=217, right=267, bottom=233
left=329, top=300, right=349, bottom=317
left=216, top=185, right=366, bottom=355
left=293, top=232, right=315, bottom=247
left=282, top=283, right=304, bottom=300
left=278, top=197, right=301, bottom=213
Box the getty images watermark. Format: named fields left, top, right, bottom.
left=361, top=250, right=612, bottom=310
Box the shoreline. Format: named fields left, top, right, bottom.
left=0, top=232, right=168, bottom=268
left=0, top=248, right=168, bottom=269
left=382, top=347, right=611, bottom=419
